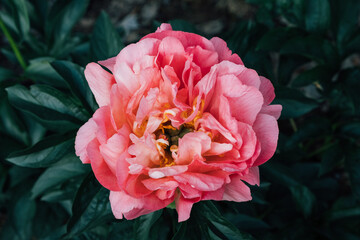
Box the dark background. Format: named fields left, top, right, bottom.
left=0, top=0, right=359, bottom=239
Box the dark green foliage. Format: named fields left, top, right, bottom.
left=0, top=0, right=359, bottom=239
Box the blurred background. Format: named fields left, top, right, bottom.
left=0, top=0, right=360, bottom=239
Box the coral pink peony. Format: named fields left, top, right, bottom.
left=75, top=23, right=282, bottom=222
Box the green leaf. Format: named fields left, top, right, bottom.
left=341, top=122, right=360, bottom=139
left=225, top=213, right=270, bottom=231
left=289, top=185, right=316, bottom=218
left=329, top=196, right=360, bottom=221
left=0, top=192, right=36, bottom=240
left=6, top=133, right=74, bottom=168
left=273, top=87, right=319, bottom=119
left=6, top=84, right=85, bottom=131
left=197, top=201, right=255, bottom=240
left=66, top=174, right=112, bottom=238
left=90, top=11, right=123, bottom=61
left=31, top=155, right=89, bottom=199
left=0, top=89, right=29, bottom=145
left=46, top=0, right=89, bottom=48
left=24, top=58, right=67, bottom=88
left=291, top=65, right=334, bottom=87
left=134, top=210, right=163, bottom=240
left=345, top=149, right=360, bottom=199
left=331, top=0, right=360, bottom=51
left=8, top=0, right=30, bottom=39
left=280, top=35, right=338, bottom=66
left=330, top=207, right=360, bottom=221
left=304, top=0, right=330, bottom=33
left=340, top=68, right=360, bottom=113
left=262, top=163, right=316, bottom=217
left=171, top=222, right=187, bottom=240
left=257, top=27, right=303, bottom=52
left=51, top=60, right=98, bottom=113
left=0, top=66, right=15, bottom=82
left=319, top=143, right=343, bottom=176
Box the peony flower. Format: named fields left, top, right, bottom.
left=75, top=23, right=282, bottom=222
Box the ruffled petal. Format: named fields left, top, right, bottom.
left=84, top=63, right=115, bottom=107
left=176, top=132, right=212, bottom=165
left=252, top=114, right=279, bottom=166
left=87, top=139, right=120, bottom=191
left=223, top=174, right=252, bottom=202
left=210, top=37, right=243, bottom=65
left=75, top=118, right=97, bottom=163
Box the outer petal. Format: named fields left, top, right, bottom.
left=218, top=74, right=264, bottom=125
left=241, top=167, right=260, bottom=186
left=75, top=118, right=97, bottom=163
left=87, top=139, right=120, bottom=191
left=176, top=194, right=197, bottom=222
left=84, top=63, right=115, bottom=107
left=110, top=191, right=172, bottom=220
left=259, top=76, right=275, bottom=105
left=99, top=57, right=116, bottom=73
left=210, top=37, right=243, bottom=65
left=92, top=106, right=117, bottom=144
left=110, top=191, right=151, bottom=219
left=99, top=126, right=130, bottom=174
left=223, top=174, right=252, bottom=202
left=252, top=114, right=279, bottom=166
left=261, top=105, right=282, bottom=120
left=156, top=23, right=172, bottom=32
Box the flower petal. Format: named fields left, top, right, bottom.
left=87, top=139, right=120, bottom=191
left=223, top=174, right=252, bottom=202
left=252, top=114, right=279, bottom=166
left=75, top=118, right=97, bottom=163
left=84, top=63, right=115, bottom=107
left=241, top=167, right=260, bottom=186
left=210, top=37, right=243, bottom=65
left=176, top=132, right=212, bottom=165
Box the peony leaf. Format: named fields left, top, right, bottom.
left=6, top=133, right=74, bottom=168
left=134, top=210, right=163, bottom=240
left=273, top=87, right=319, bottom=119
left=280, top=35, right=338, bottom=66
left=66, top=173, right=112, bottom=238
left=90, top=11, right=123, bottom=61
left=329, top=196, right=360, bottom=221
left=6, top=0, right=30, bottom=40
left=345, top=149, right=360, bottom=200
left=256, top=27, right=303, bottom=52
left=262, top=163, right=316, bottom=218
left=0, top=192, right=35, bottom=240
left=197, top=202, right=255, bottom=240
left=319, top=143, right=343, bottom=176
left=291, top=65, right=334, bottom=87
left=304, top=0, right=331, bottom=33
left=31, top=155, right=89, bottom=199
left=6, top=84, right=86, bottom=131
left=171, top=222, right=187, bottom=240
left=339, top=68, right=360, bottom=113
left=45, top=0, right=89, bottom=50
left=51, top=60, right=98, bottom=113
left=24, top=58, right=67, bottom=88
left=0, top=66, right=15, bottom=82
left=0, top=89, right=29, bottom=145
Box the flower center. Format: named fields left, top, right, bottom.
left=155, top=120, right=194, bottom=167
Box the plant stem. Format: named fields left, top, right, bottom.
left=289, top=118, right=298, bottom=132
left=308, top=140, right=337, bottom=158
left=0, top=17, right=27, bottom=70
